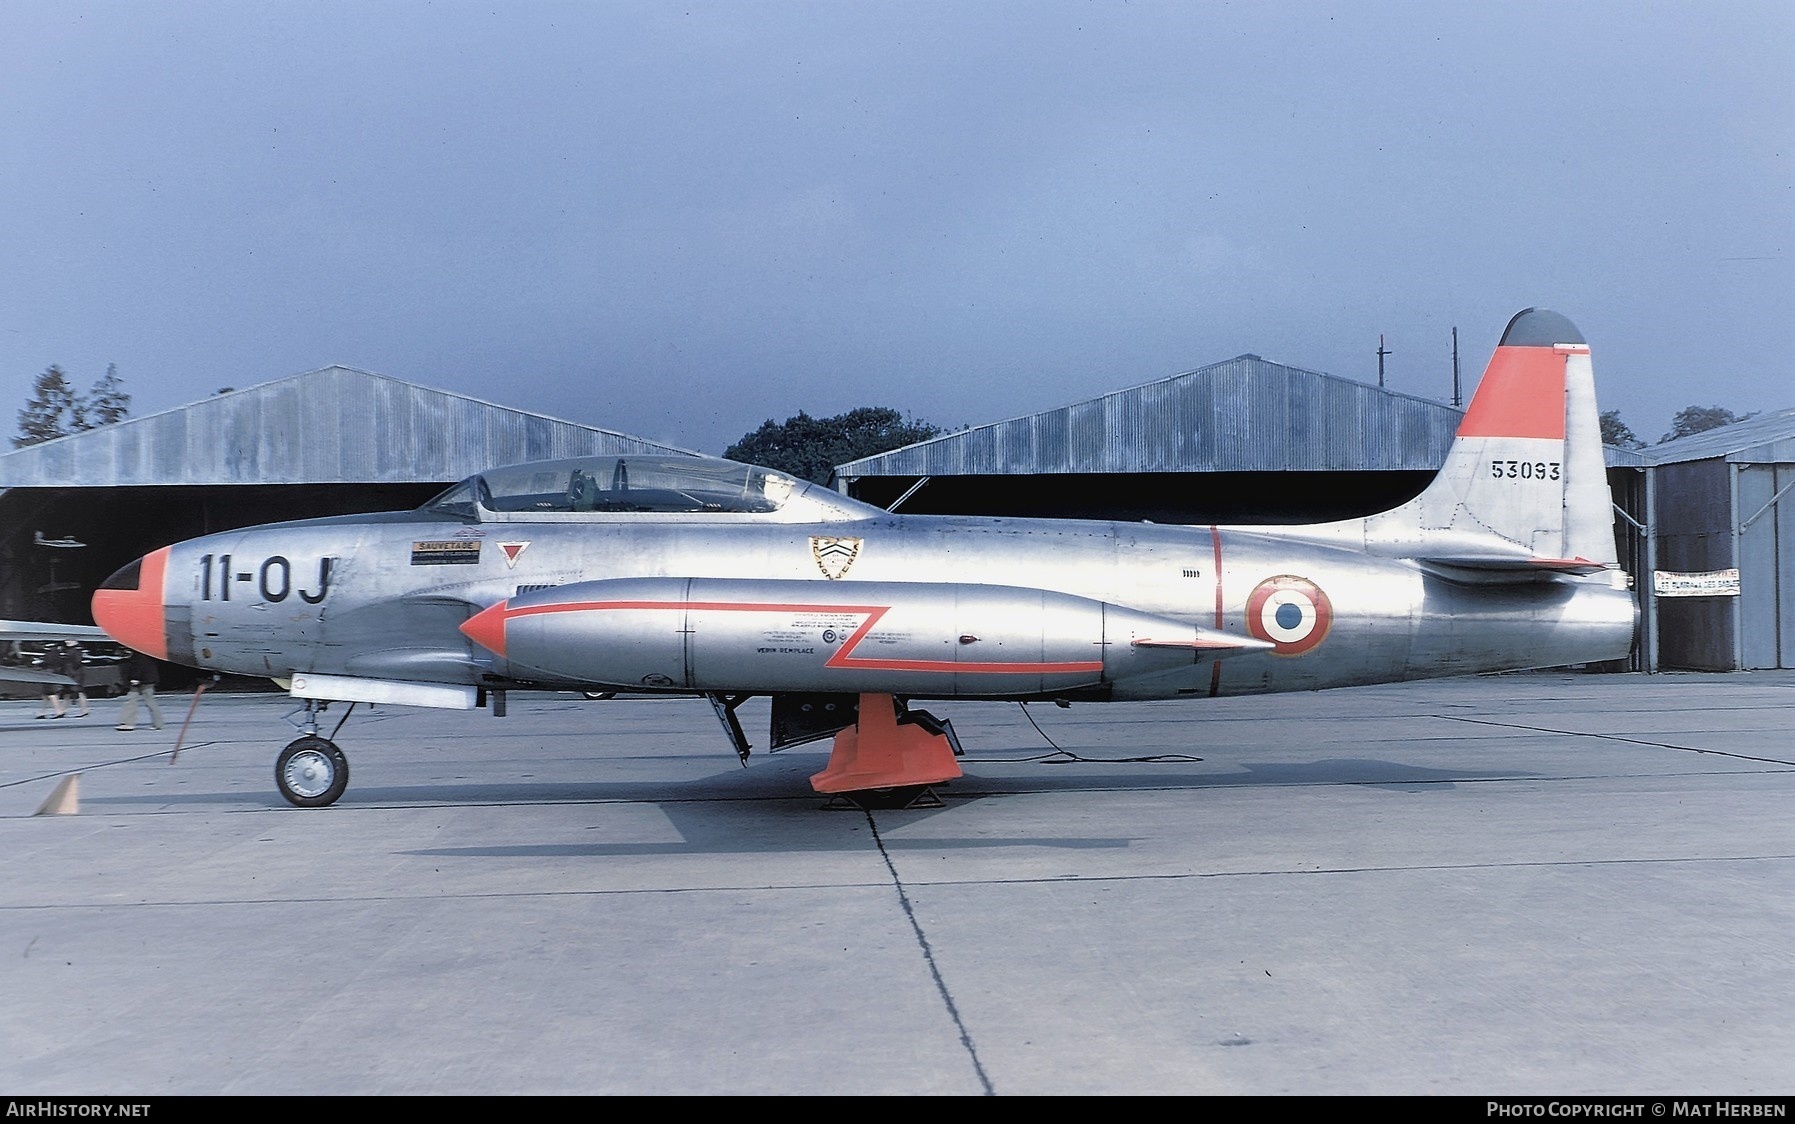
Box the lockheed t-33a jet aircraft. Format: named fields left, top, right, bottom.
left=92, top=309, right=1635, bottom=808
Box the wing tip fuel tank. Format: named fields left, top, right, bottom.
left=459, top=577, right=1267, bottom=696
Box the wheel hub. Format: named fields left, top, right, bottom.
left=282, top=749, right=335, bottom=799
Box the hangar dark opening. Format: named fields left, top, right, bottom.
left=847, top=470, right=1437, bottom=524
left=0, top=483, right=448, bottom=625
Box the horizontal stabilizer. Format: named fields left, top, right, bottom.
left=1416, top=555, right=1611, bottom=583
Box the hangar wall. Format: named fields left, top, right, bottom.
left=5, top=359, right=1786, bottom=675
left=0, top=366, right=698, bottom=629
left=1653, top=460, right=1736, bottom=670
left=1737, top=460, right=1795, bottom=669
left=838, top=355, right=1463, bottom=524
left=0, top=366, right=699, bottom=488
left=836, top=355, right=1793, bottom=674
left=1642, top=410, right=1795, bottom=671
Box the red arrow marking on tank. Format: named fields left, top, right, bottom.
left=460, top=599, right=1103, bottom=675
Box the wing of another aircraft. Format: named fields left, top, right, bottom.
left=0, top=621, right=109, bottom=643
left=0, top=665, right=76, bottom=687
left=0, top=620, right=109, bottom=687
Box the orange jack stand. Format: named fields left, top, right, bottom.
left=810, top=693, right=963, bottom=795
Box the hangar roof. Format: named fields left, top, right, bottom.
left=0, top=366, right=699, bottom=488
left=836, top=355, right=1465, bottom=479
left=1637, top=407, right=1795, bottom=467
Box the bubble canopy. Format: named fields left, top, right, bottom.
left=421, top=455, right=876, bottom=522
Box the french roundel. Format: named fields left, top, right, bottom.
left=1245, top=575, right=1333, bottom=656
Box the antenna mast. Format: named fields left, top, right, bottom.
left=1451, top=327, right=1461, bottom=408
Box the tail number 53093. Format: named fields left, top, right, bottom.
left=1489, top=460, right=1561, bottom=480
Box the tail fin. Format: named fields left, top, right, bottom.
left=1366, top=308, right=1617, bottom=571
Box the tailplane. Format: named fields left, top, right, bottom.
left=1364, top=308, right=1618, bottom=572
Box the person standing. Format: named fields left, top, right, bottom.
left=115, top=650, right=164, bottom=731
left=35, top=642, right=80, bottom=718
left=36, top=658, right=65, bottom=719
left=58, top=639, right=91, bottom=718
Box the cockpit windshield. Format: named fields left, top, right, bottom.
left=423, top=456, right=802, bottom=520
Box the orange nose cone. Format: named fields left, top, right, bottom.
left=460, top=600, right=510, bottom=658
left=91, top=547, right=171, bottom=661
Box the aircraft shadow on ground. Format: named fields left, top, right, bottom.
left=398, top=757, right=1527, bottom=859
left=943, top=754, right=1530, bottom=793
left=404, top=834, right=1135, bottom=859
left=74, top=755, right=1528, bottom=815
left=394, top=757, right=1535, bottom=857
left=66, top=756, right=1531, bottom=861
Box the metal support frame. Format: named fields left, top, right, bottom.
left=281, top=697, right=355, bottom=741
left=1613, top=494, right=1653, bottom=673
left=1730, top=463, right=1744, bottom=671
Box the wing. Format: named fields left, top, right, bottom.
left=0, top=620, right=110, bottom=642
left=0, top=665, right=74, bottom=687
left=0, top=620, right=108, bottom=687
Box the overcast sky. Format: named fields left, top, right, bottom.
left=3, top=1, right=1790, bottom=455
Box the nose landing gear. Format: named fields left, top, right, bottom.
left=274, top=699, right=355, bottom=807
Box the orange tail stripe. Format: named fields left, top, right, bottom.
left=1457, top=345, right=1567, bottom=440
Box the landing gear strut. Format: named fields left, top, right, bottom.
left=275, top=699, right=355, bottom=808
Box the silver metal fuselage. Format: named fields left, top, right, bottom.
left=88, top=310, right=1637, bottom=810
left=161, top=498, right=1637, bottom=703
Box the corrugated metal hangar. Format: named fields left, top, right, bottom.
left=837, top=355, right=1793, bottom=673
left=0, top=366, right=697, bottom=629
left=837, top=355, right=1467, bottom=523
left=2, top=357, right=1788, bottom=675
left=1627, top=408, right=1795, bottom=671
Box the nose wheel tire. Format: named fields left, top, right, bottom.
left=276, top=736, right=350, bottom=808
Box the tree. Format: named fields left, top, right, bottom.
left=14, top=365, right=83, bottom=448
left=1599, top=409, right=1643, bottom=449
left=723, top=406, right=942, bottom=483
left=1660, top=405, right=1752, bottom=444
left=84, top=363, right=130, bottom=426
left=13, top=363, right=132, bottom=448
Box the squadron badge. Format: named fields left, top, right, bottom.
left=810, top=536, right=863, bottom=580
